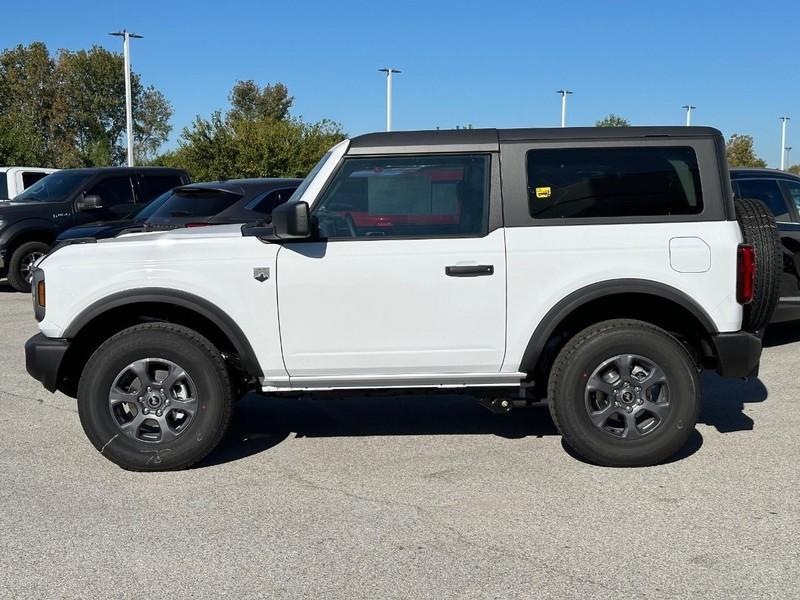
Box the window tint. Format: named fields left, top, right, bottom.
left=149, top=190, right=240, bottom=219
left=22, top=171, right=48, bottom=189
left=314, top=154, right=489, bottom=238
left=138, top=174, right=183, bottom=203
left=735, top=179, right=790, bottom=221
left=14, top=172, right=92, bottom=203
left=86, top=176, right=135, bottom=208
left=783, top=180, right=800, bottom=217
left=526, top=146, right=703, bottom=219
left=0, top=175, right=7, bottom=199
left=246, top=187, right=297, bottom=215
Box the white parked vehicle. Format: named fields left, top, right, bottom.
left=25, top=127, right=781, bottom=470
left=0, top=166, right=58, bottom=200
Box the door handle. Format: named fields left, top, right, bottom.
left=445, top=265, right=494, bottom=277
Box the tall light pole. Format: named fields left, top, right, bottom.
left=780, top=116, right=790, bottom=170
left=110, top=30, right=143, bottom=166
left=786, top=147, right=792, bottom=168
left=556, top=90, right=573, bottom=127
left=682, top=105, right=696, bottom=126
left=379, top=68, right=401, bottom=132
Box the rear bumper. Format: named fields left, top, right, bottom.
left=711, top=331, right=762, bottom=378
left=25, top=333, right=69, bottom=393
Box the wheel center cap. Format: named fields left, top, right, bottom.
left=620, top=388, right=635, bottom=404
left=145, top=391, right=163, bottom=408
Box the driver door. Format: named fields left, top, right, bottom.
left=276, top=152, right=507, bottom=380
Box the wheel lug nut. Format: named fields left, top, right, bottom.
left=626, top=406, right=632, bottom=413
left=165, top=398, right=170, bottom=405
left=143, top=408, right=149, bottom=414
left=138, top=396, right=143, bottom=402
left=156, top=410, right=162, bottom=417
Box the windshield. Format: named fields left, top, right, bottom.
left=287, top=151, right=333, bottom=204
left=127, top=190, right=173, bottom=220
left=148, top=189, right=241, bottom=220
left=14, top=171, right=92, bottom=203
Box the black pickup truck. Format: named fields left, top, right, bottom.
left=0, top=167, right=189, bottom=291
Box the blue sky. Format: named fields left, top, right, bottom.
left=5, top=0, right=799, bottom=166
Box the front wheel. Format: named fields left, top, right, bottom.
left=547, top=319, right=700, bottom=467
left=77, top=323, right=233, bottom=471
left=7, top=240, right=51, bottom=292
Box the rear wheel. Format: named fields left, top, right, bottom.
left=77, top=323, right=233, bottom=471
left=7, top=241, right=50, bottom=292
left=548, top=319, right=699, bottom=467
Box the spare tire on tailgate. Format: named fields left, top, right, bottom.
left=735, top=197, right=782, bottom=332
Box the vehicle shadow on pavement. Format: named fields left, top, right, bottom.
left=198, top=393, right=559, bottom=468
left=699, top=373, right=766, bottom=433
left=200, top=372, right=768, bottom=468
left=0, top=281, right=17, bottom=293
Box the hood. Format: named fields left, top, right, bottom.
left=95, top=222, right=246, bottom=245
left=0, top=200, right=52, bottom=217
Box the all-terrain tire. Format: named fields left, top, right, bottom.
left=7, top=241, right=51, bottom=292
left=735, top=197, right=782, bottom=332
left=548, top=319, right=700, bottom=467
left=77, top=323, right=233, bottom=471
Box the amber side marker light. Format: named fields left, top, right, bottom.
left=36, top=280, right=46, bottom=307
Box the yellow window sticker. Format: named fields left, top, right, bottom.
left=535, top=186, right=551, bottom=199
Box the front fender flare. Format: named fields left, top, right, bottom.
left=64, top=288, right=263, bottom=379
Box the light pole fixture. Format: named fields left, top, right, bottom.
left=780, top=116, right=790, bottom=170
left=786, top=146, right=793, bottom=168
left=379, top=68, right=401, bottom=132
left=109, top=30, right=143, bottom=166
left=556, top=90, right=573, bottom=127
left=682, top=105, right=696, bottom=126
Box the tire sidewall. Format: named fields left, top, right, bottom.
left=78, top=328, right=230, bottom=470
left=553, top=326, right=699, bottom=466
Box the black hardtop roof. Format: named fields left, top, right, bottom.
left=348, top=126, right=723, bottom=154
left=53, top=166, right=188, bottom=175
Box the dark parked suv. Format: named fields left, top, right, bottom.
left=0, top=167, right=189, bottom=291
left=730, top=168, right=800, bottom=322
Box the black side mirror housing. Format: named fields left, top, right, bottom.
left=270, top=201, right=311, bottom=239
left=77, top=194, right=103, bottom=211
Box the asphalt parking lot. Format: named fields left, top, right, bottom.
left=1, top=283, right=798, bottom=599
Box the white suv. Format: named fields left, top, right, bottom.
left=25, top=127, right=780, bottom=470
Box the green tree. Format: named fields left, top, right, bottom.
left=228, top=80, right=293, bottom=121
left=726, top=134, right=767, bottom=168
left=0, top=42, right=172, bottom=167
left=595, top=114, right=630, bottom=127
left=163, top=81, right=345, bottom=181
left=787, top=164, right=800, bottom=176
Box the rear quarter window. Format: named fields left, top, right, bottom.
left=526, top=146, right=703, bottom=219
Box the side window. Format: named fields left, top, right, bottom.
left=780, top=180, right=800, bottom=219
left=526, top=146, right=703, bottom=219
left=314, top=154, right=489, bottom=238
left=22, top=171, right=48, bottom=189
left=247, top=188, right=297, bottom=215
left=138, top=175, right=183, bottom=203
left=86, top=176, right=135, bottom=209
left=735, top=179, right=790, bottom=221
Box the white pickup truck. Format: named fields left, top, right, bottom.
left=25, top=127, right=780, bottom=471
left=0, top=166, right=58, bottom=200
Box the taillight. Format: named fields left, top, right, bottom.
left=737, top=244, right=755, bottom=304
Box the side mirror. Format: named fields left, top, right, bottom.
left=77, top=194, right=103, bottom=211
left=271, top=201, right=311, bottom=239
